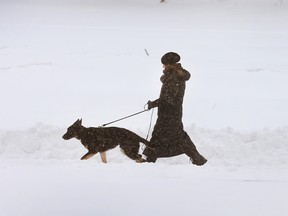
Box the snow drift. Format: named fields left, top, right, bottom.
left=1, top=124, right=287, bottom=168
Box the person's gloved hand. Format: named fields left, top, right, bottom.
left=147, top=100, right=157, bottom=110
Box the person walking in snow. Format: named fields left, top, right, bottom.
left=143, top=52, right=207, bottom=165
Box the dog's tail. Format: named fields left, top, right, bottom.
left=140, top=138, right=155, bottom=150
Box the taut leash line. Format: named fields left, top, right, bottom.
left=101, top=109, right=149, bottom=127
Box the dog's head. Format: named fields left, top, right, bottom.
left=62, top=119, right=82, bottom=140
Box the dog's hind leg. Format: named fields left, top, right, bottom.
left=120, top=143, right=145, bottom=163
left=81, top=151, right=97, bottom=160
left=100, top=152, right=107, bottom=163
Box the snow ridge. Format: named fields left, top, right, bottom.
left=1, top=123, right=287, bottom=168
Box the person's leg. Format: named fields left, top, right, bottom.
left=182, top=132, right=207, bottom=166
left=143, top=145, right=158, bottom=163
left=145, top=154, right=158, bottom=163
left=143, top=136, right=160, bottom=163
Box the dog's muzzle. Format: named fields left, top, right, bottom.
left=62, top=133, right=70, bottom=140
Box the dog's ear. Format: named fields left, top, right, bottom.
left=73, top=119, right=79, bottom=125
left=73, top=119, right=82, bottom=126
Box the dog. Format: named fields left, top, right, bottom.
left=62, top=119, right=151, bottom=163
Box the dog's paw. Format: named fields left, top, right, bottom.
left=135, top=158, right=146, bottom=163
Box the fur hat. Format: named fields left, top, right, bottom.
left=161, top=52, right=181, bottom=65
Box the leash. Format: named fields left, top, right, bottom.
left=101, top=106, right=149, bottom=127
left=146, top=108, right=154, bottom=140
left=140, top=107, right=155, bottom=151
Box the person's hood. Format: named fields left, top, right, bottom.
left=172, top=63, right=191, bottom=81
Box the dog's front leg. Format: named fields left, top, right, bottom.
left=81, top=151, right=97, bottom=160
left=100, top=152, right=107, bottom=163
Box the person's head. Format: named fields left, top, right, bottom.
left=161, top=52, right=180, bottom=68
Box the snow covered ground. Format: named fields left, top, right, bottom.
left=1, top=0, right=288, bottom=215
left=1, top=159, right=288, bottom=216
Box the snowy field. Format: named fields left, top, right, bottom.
left=1, top=0, right=288, bottom=215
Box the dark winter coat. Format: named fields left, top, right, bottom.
left=144, top=63, right=191, bottom=158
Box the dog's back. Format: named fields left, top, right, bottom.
left=91, top=126, right=148, bottom=144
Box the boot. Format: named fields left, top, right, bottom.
left=182, top=132, right=207, bottom=166
left=190, top=154, right=207, bottom=166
